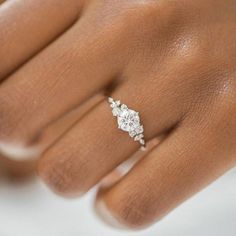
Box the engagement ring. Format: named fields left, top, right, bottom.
left=108, top=97, right=146, bottom=149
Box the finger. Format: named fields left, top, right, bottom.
left=38, top=98, right=140, bottom=197
left=0, top=94, right=102, bottom=179
left=99, top=137, right=161, bottom=189
left=0, top=8, right=126, bottom=158
left=37, top=93, right=104, bottom=152
left=95, top=114, right=236, bottom=229
left=38, top=80, right=182, bottom=197
left=0, top=92, right=103, bottom=162
left=0, top=0, right=83, bottom=79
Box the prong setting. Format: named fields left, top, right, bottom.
left=108, top=97, right=146, bottom=148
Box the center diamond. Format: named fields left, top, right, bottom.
left=117, top=109, right=140, bottom=132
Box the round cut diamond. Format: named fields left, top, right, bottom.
left=117, top=109, right=140, bottom=132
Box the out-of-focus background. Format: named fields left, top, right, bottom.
left=0, top=167, right=235, bottom=236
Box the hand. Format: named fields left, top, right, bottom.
left=0, top=0, right=82, bottom=175
left=1, top=0, right=236, bottom=229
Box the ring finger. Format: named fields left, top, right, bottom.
left=38, top=77, right=183, bottom=196
left=0, top=5, right=127, bottom=159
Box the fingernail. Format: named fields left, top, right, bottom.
left=0, top=142, right=40, bottom=161
left=95, top=199, right=128, bottom=230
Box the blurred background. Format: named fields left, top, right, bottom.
left=0, top=162, right=235, bottom=236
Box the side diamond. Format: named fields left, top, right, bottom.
left=134, top=134, right=144, bottom=141
left=108, top=97, right=114, bottom=103
left=139, top=139, right=145, bottom=145
left=129, top=130, right=136, bottom=137
left=121, top=104, right=128, bottom=110
left=135, top=125, right=144, bottom=134
left=112, top=107, right=121, bottom=116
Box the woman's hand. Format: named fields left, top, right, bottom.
left=0, top=0, right=236, bottom=229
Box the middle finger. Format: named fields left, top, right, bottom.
left=0, top=8, right=126, bottom=154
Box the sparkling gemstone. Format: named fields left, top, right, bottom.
left=108, top=97, right=114, bottom=103
left=110, top=103, right=117, bottom=108
left=139, top=139, right=145, bottom=145
left=135, top=125, right=144, bottom=134
left=121, top=104, right=128, bottom=110
left=129, top=130, right=137, bottom=137
left=115, top=100, right=121, bottom=106
left=134, top=134, right=144, bottom=141
left=112, top=107, right=121, bottom=116
left=117, top=109, right=140, bottom=132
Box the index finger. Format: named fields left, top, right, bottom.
left=0, top=0, right=83, bottom=80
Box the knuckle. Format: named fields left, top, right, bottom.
left=119, top=1, right=167, bottom=26
left=120, top=0, right=179, bottom=18
left=105, top=0, right=161, bottom=26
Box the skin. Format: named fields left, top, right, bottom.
left=0, top=0, right=236, bottom=230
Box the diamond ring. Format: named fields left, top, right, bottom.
left=108, top=97, right=146, bottom=149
